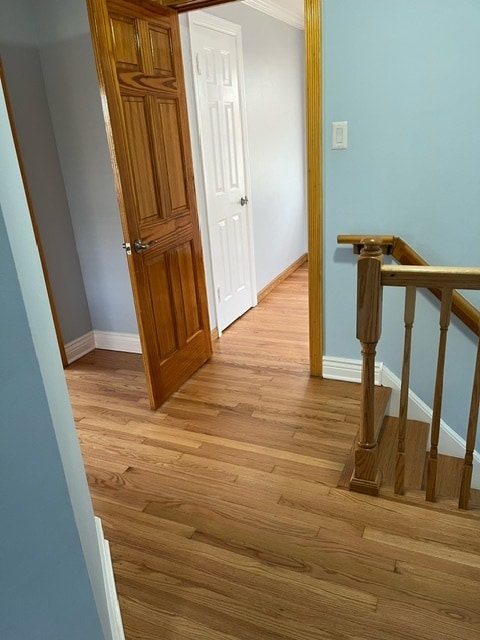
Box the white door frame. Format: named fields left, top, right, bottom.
left=188, top=11, right=257, bottom=336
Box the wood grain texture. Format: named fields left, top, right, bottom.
left=257, top=254, right=308, bottom=302
left=305, top=0, right=323, bottom=376
left=353, top=242, right=384, bottom=493
left=426, top=288, right=453, bottom=502
left=338, top=234, right=480, bottom=336
left=396, top=286, right=417, bottom=495
left=86, top=0, right=211, bottom=409
left=337, top=234, right=395, bottom=255
left=460, top=334, right=480, bottom=509
left=382, top=266, right=480, bottom=289
left=66, top=265, right=480, bottom=640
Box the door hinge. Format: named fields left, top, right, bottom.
left=196, top=53, right=201, bottom=75
left=123, top=242, right=132, bottom=256
left=217, top=287, right=221, bottom=303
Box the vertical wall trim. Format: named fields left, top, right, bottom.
left=94, top=518, right=125, bottom=640
left=305, top=0, right=323, bottom=375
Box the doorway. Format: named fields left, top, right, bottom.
left=181, top=4, right=307, bottom=338
left=4, top=0, right=317, bottom=408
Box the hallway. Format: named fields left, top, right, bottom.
left=66, top=263, right=480, bottom=640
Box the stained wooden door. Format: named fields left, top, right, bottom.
left=189, top=13, right=256, bottom=333
left=87, top=0, right=212, bottom=408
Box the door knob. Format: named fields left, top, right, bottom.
left=240, top=196, right=249, bottom=206
left=134, top=239, right=152, bottom=253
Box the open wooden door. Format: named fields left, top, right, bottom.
left=87, top=0, right=212, bottom=408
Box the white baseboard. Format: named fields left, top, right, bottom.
left=323, top=355, right=383, bottom=386
left=95, top=517, right=125, bottom=640
left=65, top=331, right=142, bottom=363
left=94, top=331, right=142, bottom=353
left=323, top=356, right=480, bottom=489
left=65, top=331, right=95, bottom=364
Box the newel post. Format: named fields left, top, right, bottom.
left=351, top=239, right=383, bottom=495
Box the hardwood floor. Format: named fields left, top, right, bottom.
left=66, top=264, right=480, bottom=640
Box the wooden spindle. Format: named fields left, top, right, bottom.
left=351, top=239, right=383, bottom=495
left=426, top=288, right=453, bottom=502
left=395, top=286, right=416, bottom=495
left=459, top=331, right=480, bottom=509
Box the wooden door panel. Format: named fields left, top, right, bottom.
left=146, top=241, right=203, bottom=350
left=149, top=26, right=175, bottom=77
left=110, top=15, right=140, bottom=69
left=173, top=242, right=201, bottom=338
left=122, top=96, right=163, bottom=224
left=155, top=98, right=189, bottom=214
left=88, top=0, right=211, bottom=408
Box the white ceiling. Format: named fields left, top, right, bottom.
left=242, top=0, right=304, bottom=30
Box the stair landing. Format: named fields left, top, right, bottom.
left=340, top=408, right=480, bottom=514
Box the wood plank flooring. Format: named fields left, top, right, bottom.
left=66, top=265, right=480, bottom=640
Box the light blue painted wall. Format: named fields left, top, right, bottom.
left=35, top=0, right=138, bottom=335
left=0, top=0, right=92, bottom=344
left=181, top=4, right=306, bottom=321
left=0, top=77, right=107, bottom=640
left=324, top=0, right=480, bottom=441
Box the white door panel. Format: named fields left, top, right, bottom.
left=189, top=13, right=256, bottom=332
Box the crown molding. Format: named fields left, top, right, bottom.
left=242, top=0, right=304, bottom=30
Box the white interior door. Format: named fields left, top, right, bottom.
left=189, top=12, right=256, bottom=333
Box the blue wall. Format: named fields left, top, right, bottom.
left=0, top=210, right=103, bottom=639
left=37, top=0, right=138, bottom=335
left=1, top=0, right=137, bottom=344
left=0, top=71, right=108, bottom=639
left=324, top=0, right=480, bottom=440
left=0, top=0, right=93, bottom=345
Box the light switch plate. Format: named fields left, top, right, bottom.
left=332, top=121, right=348, bottom=150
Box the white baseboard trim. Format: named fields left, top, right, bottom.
left=95, top=517, right=125, bottom=640
left=323, top=356, right=480, bottom=489
left=65, top=331, right=95, bottom=364
left=323, top=355, right=383, bottom=386
left=65, top=331, right=142, bottom=363
left=94, top=331, right=142, bottom=354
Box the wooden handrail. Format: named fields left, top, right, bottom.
left=337, top=235, right=480, bottom=336
left=337, top=235, right=395, bottom=254
left=382, top=266, right=480, bottom=289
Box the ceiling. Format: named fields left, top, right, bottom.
left=242, top=0, right=304, bottom=30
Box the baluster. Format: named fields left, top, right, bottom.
left=351, top=239, right=383, bottom=495
left=459, top=330, right=480, bottom=509
left=426, top=288, right=453, bottom=502
left=395, top=286, right=416, bottom=495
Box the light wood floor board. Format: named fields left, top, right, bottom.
left=65, top=264, right=480, bottom=640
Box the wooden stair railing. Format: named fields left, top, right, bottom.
left=338, top=234, right=480, bottom=336
left=339, top=236, right=480, bottom=509
left=351, top=241, right=383, bottom=495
